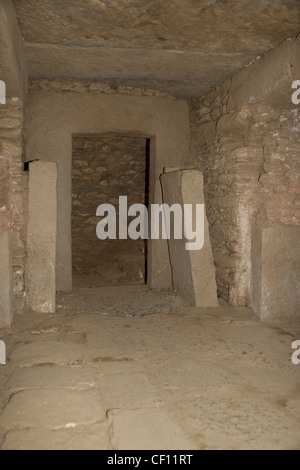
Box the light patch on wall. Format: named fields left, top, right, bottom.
left=0, top=340, right=6, bottom=365
left=0, top=80, right=6, bottom=104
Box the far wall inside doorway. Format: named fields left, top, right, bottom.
left=72, top=136, right=149, bottom=287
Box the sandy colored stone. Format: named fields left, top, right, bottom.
left=160, top=169, right=218, bottom=307
left=251, top=226, right=300, bottom=321
left=11, top=1, right=300, bottom=98
left=26, top=161, right=57, bottom=313
left=0, top=232, right=13, bottom=327
left=0, top=388, right=105, bottom=430
left=72, top=136, right=147, bottom=285
left=189, top=46, right=299, bottom=308
left=25, top=91, right=190, bottom=291
left=1, top=0, right=300, bottom=452
left=6, top=365, right=97, bottom=393
left=109, top=408, right=194, bottom=450
left=0, top=0, right=27, bottom=99
left=8, top=337, right=87, bottom=367
left=98, top=372, right=164, bottom=410
left=2, top=422, right=111, bottom=450
left=228, top=37, right=299, bottom=110
left=163, top=166, right=180, bottom=173
left=0, top=287, right=299, bottom=450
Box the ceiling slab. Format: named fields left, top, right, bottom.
left=12, top=0, right=300, bottom=98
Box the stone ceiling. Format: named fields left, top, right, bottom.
left=12, top=0, right=300, bottom=98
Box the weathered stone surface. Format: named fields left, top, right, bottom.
left=251, top=226, right=300, bottom=321
left=11, top=0, right=300, bottom=98
left=160, top=169, right=218, bottom=307
left=0, top=389, right=106, bottom=430
left=98, top=372, right=163, bottom=410
left=72, top=136, right=147, bottom=285
left=0, top=85, right=26, bottom=311
left=0, top=0, right=27, bottom=100
left=30, top=78, right=176, bottom=99
left=228, top=37, right=300, bottom=110
left=25, top=90, right=190, bottom=291
left=8, top=338, right=87, bottom=367
left=0, top=159, right=10, bottom=233
left=109, top=408, right=194, bottom=450
left=1, top=0, right=299, bottom=329
left=1, top=286, right=300, bottom=450
left=0, top=232, right=13, bottom=327
left=6, top=365, right=97, bottom=393
left=189, top=38, right=300, bottom=312
left=26, top=161, right=57, bottom=313
left=2, top=423, right=111, bottom=450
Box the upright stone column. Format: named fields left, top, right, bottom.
left=0, top=231, right=13, bottom=327
left=251, top=225, right=300, bottom=321
left=26, top=161, right=57, bottom=313
left=160, top=169, right=218, bottom=307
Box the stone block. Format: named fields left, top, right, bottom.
left=0, top=231, right=13, bottom=327
left=109, top=408, right=194, bottom=450
left=228, top=39, right=296, bottom=110
left=0, top=389, right=105, bottom=430
left=26, top=161, right=57, bottom=313
left=160, top=169, right=218, bottom=307
left=251, top=225, right=300, bottom=321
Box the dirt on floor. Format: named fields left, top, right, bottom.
left=0, top=285, right=299, bottom=450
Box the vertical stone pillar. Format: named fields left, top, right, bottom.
left=160, top=169, right=219, bottom=307
left=26, top=161, right=57, bottom=313
left=0, top=231, right=13, bottom=327
left=251, top=225, right=300, bottom=321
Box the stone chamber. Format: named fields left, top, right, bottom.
left=0, top=0, right=299, bottom=450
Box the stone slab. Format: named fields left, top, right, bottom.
left=99, top=372, right=164, bottom=409
left=0, top=388, right=105, bottom=430
left=2, top=422, right=111, bottom=450
left=25, top=91, right=190, bottom=291
left=26, top=161, right=57, bottom=313
left=6, top=365, right=97, bottom=393
left=160, top=169, right=218, bottom=307
left=251, top=225, right=300, bottom=321
left=109, top=408, right=194, bottom=450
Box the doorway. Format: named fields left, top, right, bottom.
left=71, top=135, right=150, bottom=288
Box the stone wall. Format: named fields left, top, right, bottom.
left=29, top=79, right=176, bottom=99
left=0, top=1, right=28, bottom=326
left=189, top=37, right=300, bottom=314
left=72, top=136, right=148, bottom=285
left=0, top=98, right=27, bottom=313
left=0, top=157, right=10, bottom=234
left=25, top=80, right=190, bottom=291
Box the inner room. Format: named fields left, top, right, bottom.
left=0, top=0, right=299, bottom=451
left=71, top=135, right=150, bottom=288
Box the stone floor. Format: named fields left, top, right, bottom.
left=0, top=285, right=299, bottom=450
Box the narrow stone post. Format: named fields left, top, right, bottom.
left=160, top=169, right=218, bottom=307
left=26, top=161, right=57, bottom=313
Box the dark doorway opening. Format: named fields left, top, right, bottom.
left=71, top=135, right=150, bottom=288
